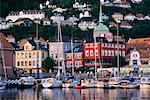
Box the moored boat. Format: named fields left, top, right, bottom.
left=0, top=77, right=6, bottom=90
left=119, top=78, right=138, bottom=89
left=140, top=77, right=150, bottom=89
left=81, top=79, right=98, bottom=88
left=18, top=76, right=36, bottom=88
left=108, top=77, right=122, bottom=88
left=41, top=78, right=62, bottom=88
left=62, top=80, right=78, bottom=88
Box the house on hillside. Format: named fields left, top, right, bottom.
left=6, top=10, right=45, bottom=22
left=124, top=13, right=136, bottom=21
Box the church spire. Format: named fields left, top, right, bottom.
left=98, top=0, right=103, bottom=23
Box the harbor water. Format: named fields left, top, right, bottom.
left=0, top=88, right=150, bottom=100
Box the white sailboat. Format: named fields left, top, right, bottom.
left=62, top=37, right=79, bottom=88
left=81, top=0, right=107, bottom=88
left=42, top=21, right=64, bottom=88
left=0, top=41, right=7, bottom=90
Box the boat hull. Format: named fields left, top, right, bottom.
left=140, top=84, right=150, bottom=89
left=119, top=85, right=138, bottom=89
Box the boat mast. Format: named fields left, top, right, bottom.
left=71, top=36, right=74, bottom=76
left=94, top=38, right=97, bottom=79
left=57, top=21, right=66, bottom=79
left=36, top=23, right=39, bottom=78
left=0, top=41, right=7, bottom=80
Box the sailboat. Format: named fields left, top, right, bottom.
left=42, top=21, right=64, bottom=88
left=0, top=41, right=7, bottom=90
left=62, top=37, right=79, bottom=88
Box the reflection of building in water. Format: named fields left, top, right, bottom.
left=17, top=89, right=39, bottom=100
left=139, top=89, right=150, bottom=99
left=42, top=89, right=52, bottom=100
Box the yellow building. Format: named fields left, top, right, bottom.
left=15, top=39, right=48, bottom=73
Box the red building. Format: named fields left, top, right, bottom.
left=65, top=45, right=83, bottom=68
left=83, top=41, right=126, bottom=67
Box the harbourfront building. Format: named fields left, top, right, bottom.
left=65, top=45, right=83, bottom=68
left=83, top=41, right=126, bottom=67
left=48, top=37, right=81, bottom=67
left=0, top=33, right=15, bottom=77
left=15, top=39, right=48, bottom=74
left=126, top=37, right=150, bottom=67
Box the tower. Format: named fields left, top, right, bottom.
left=93, top=0, right=109, bottom=41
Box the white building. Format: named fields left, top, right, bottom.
left=73, top=2, right=86, bottom=9
left=129, top=49, right=141, bottom=66
left=42, top=18, right=51, bottom=26
left=124, top=13, right=136, bottom=21
left=0, top=18, right=13, bottom=30
left=112, top=13, right=123, bottom=21
left=6, top=10, right=45, bottom=22
left=131, top=0, right=143, bottom=3
left=78, top=21, right=96, bottom=31
left=50, top=13, right=64, bottom=23
left=49, top=41, right=81, bottom=61
left=79, top=11, right=91, bottom=19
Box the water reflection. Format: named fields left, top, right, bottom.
left=0, top=88, right=150, bottom=100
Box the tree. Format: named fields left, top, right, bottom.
left=111, top=56, right=126, bottom=67
left=42, top=57, right=54, bottom=73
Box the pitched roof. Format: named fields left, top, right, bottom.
left=128, top=37, right=150, bottom=45
left=18, top=38, right=47, bottom=50
left=0, top=33, right=13, bottom=49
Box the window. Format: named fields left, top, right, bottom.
left=133, top=60, right=137, bottom=65
left=105, top=50, right=107, bottom=56
left=17, top=53, right=20, bottom=58
left=55, top=54, right=57, bottom=58
left=21, top=53, right=24, bottom=58
left=90, top=50, right=93, bottom=56
left=25, top=53, right=28, bottom=58
left=85, top=50, right=89, bottom=57
left=25, top=61, right=28, bottom=66
left=29, top=61, right=32, bottom=66
left=29, top=53, right=31, bottom=58
left=26, top=46, right=29, bottom=50
left=42, top=53, right=44, bottom=58
left=21, top=61, right=24, bottom=66
left=108, top=50, right=111, bottom=56
left=33, top=52, right=36, bottom=58
left=37, top=52, right=39, bottom=58
left=33, top=61, right=35, bottom=66
left=17, top=61, right=20, bottom=66
left=95, top=50, right=98, bottom=56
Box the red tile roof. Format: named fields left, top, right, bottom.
left=128, top=37, right=150, bottom=45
